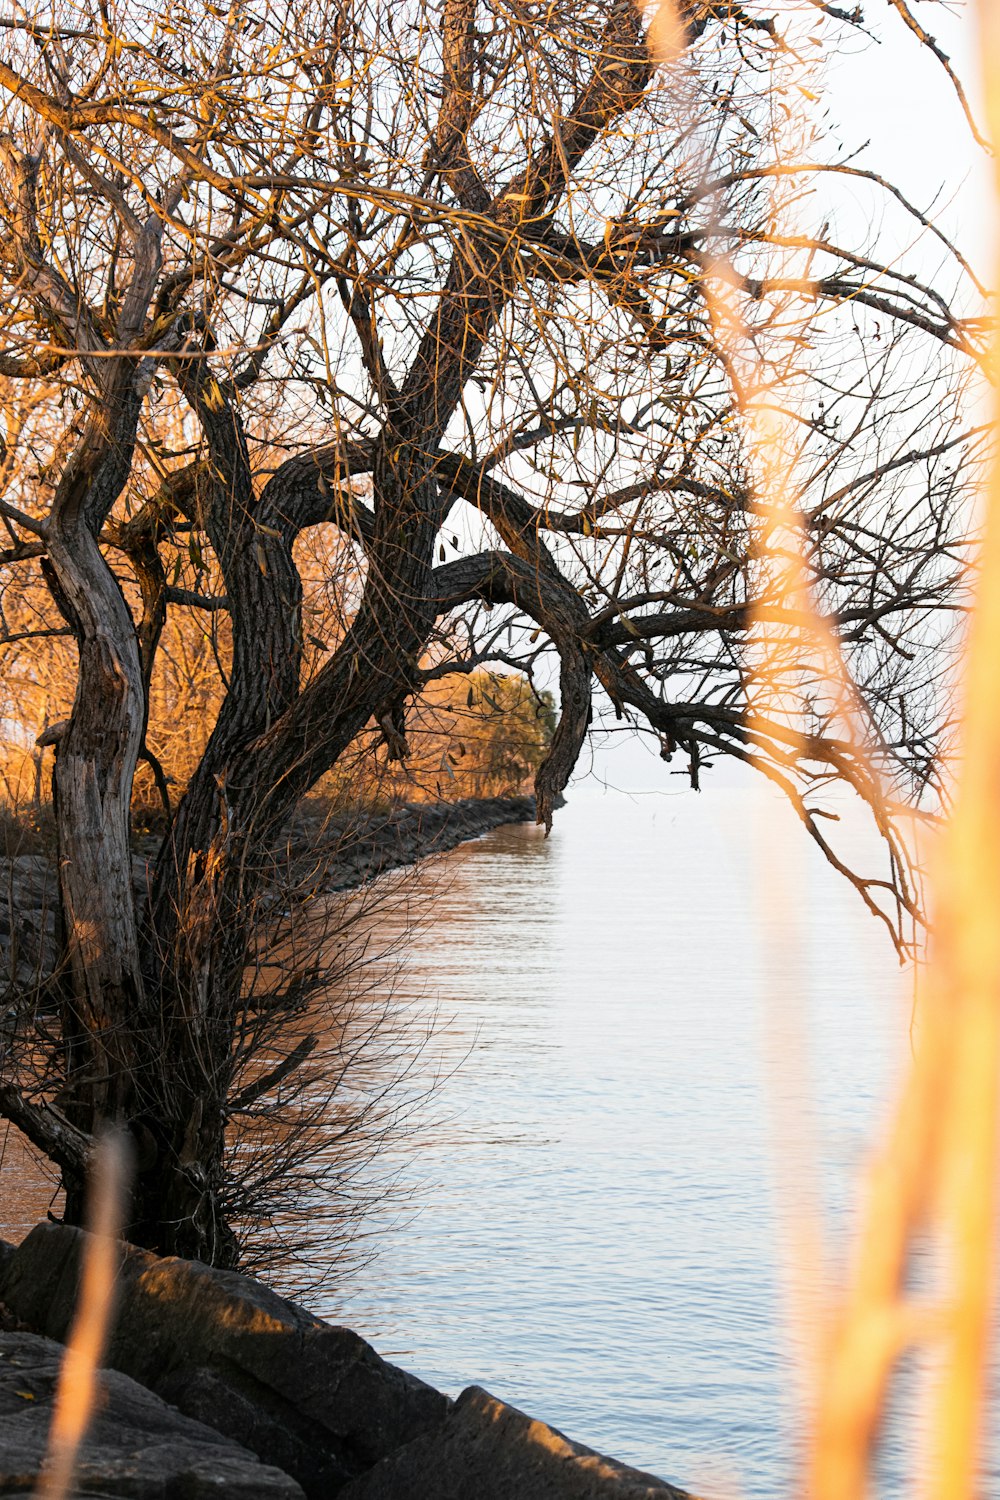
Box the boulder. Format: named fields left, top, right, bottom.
left=0, top=1328, right=304, bottom=1499
left=0, top=1223, right=450, bottom=1497
left=337, top=1385, right=697, bottom=1500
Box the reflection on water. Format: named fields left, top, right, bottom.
left=0, top=1123, right=60, bottom=1240
left=303, top=784, right=996, bottom=1499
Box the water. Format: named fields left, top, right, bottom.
left=302, top=782, right=964, bottom=1498
left=0, top=1124, right=60, bottom=1241
left=3, top=782, right=996, bottom=1495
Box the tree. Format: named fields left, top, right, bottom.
left=0, top=0, right=985, bottom=1264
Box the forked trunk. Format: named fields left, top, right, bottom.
left=45, top=403, right=148, bottom=1219
left=43, top=387, right=240, bottom=1263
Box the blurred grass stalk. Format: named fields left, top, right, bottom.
left=915, top=1, right=1000, bottom=1489
left=643, top=0, right=1000, bottom=1491
left=809, top=0, right=1000, bottom=1490
left=36, top=1133, right=128, bottom=1500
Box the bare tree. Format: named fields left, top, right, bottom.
left=0, top=0, right=985, bottom=1263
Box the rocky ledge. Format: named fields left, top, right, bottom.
left=0, top=1222, right=696, bottom=1500
left=0, top=1331, right=300, bottom=1500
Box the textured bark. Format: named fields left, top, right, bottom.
left=43, top=378, right=147, bottom=1216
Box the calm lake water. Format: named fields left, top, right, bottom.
left=304, top=782, right=998, bottom=1499
left=2, top=781, right=997, bottom=1496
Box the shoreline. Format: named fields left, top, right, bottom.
left=282, top=792, right=546, bottom=890
left=0, top=1220, right=694, bottom=1499
left=0, top=792, right=550, bottom=999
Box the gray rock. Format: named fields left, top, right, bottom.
left=2, top=856, right=56, bottom=910
left=0, top=1223, right=450, bottom=1497
left=0, top=1329, right=304, bottom=1498
left=337, top=1385, right=697, bottom=1500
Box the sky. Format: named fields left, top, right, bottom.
left=577, top=0, right=994, bottom=799
left=822, top=1, right=993, bottom=279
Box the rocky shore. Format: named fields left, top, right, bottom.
left=0, top=794, right=544, bottom=1001
left=0, top=1222, right=696, bottom=1499
left=280, top=792, right=545, bottom=890
left=0, top=794, right=676, bottom=1498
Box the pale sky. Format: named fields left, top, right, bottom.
left=578, top=0, right=993, bottom=799
left=822, top=0, right=994, bottom=278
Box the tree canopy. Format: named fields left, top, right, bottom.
left=0, top=0, right=986, bottom=1261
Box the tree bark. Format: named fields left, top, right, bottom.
left=44, top=379, right=147, bottom=1219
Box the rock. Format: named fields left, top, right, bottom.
left=3, top=856, right=56, bottom=910
left=0, top=1328, right=304, bottom=1499
left=337, top=1385, right=697, bottom=1500
left=0, top=1223, right=450, bottom=1497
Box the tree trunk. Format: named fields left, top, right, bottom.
left=126, top=1101, right=238, bottom=1265
left=45, top=397, right=148, bottom=1221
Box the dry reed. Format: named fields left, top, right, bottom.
left=35, top=1133, right=128, bottom=1500
left=644, top=0, right=999, bottom=1491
